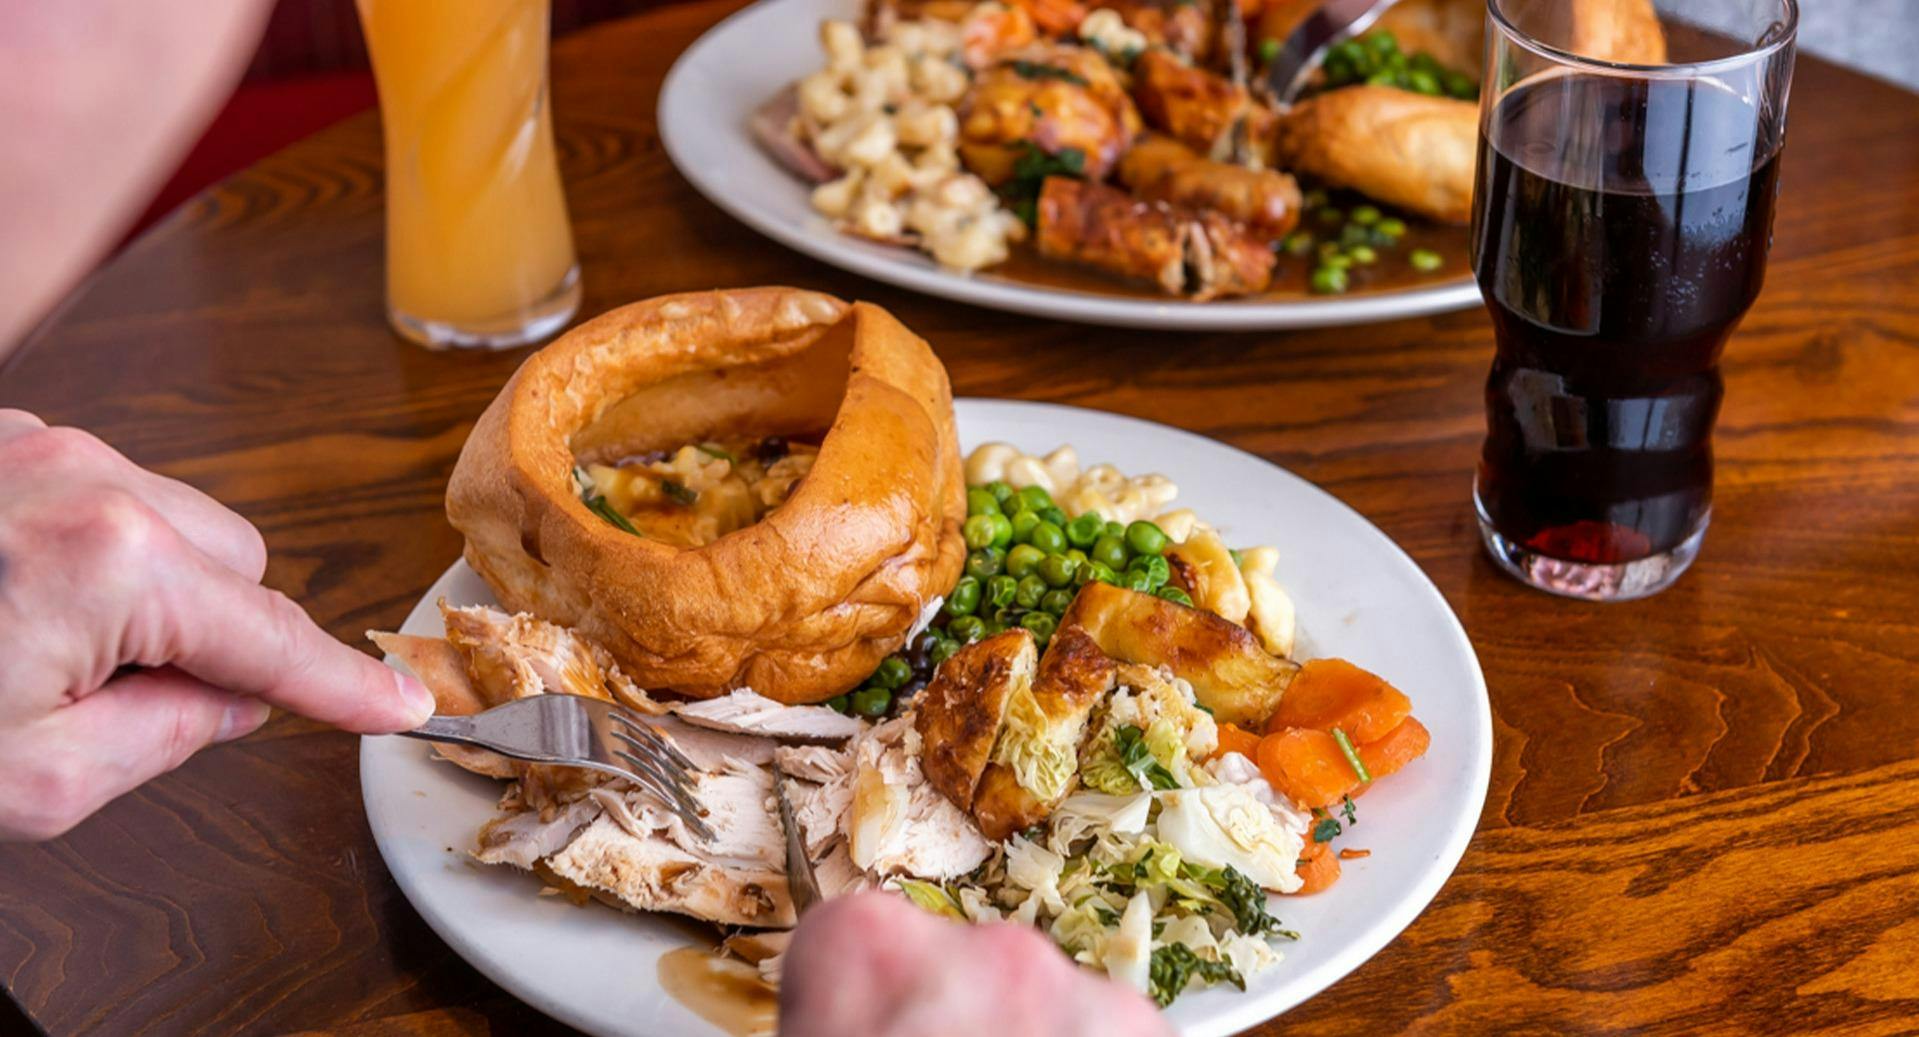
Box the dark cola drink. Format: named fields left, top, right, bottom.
left=1471, top=72, right=1783, bottom=599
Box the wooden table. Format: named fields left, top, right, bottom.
left=4, top=3, right=1917, bottom=1033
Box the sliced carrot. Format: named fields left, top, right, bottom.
left=1255, top=728, right=1362, bottom=809
left=1268, top=658, right=1413, bottom=743
left=1358, top=716, right=1431, bottom=781
left=1212, top=722, right=1264, bottom=761
left=1291, top=830, right=1342, bottom=895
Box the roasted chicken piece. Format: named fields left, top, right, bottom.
left=1008, top=0, right=1089, bottom=36
left=1370, top=0, right=1486, bottom=73
left=1117, top=135, right=1302, bottom=239
left=1035, top=176, right=1276, bottom=299
left=958, top=44, right=1142, bottom=184
left=1275, top=85, right=1477, bottom=224
left=1569, top=0, right=1667, bottom=63
left=1058, top=581, right=1298, bottom=728
left=914, top=630, right=1037, bottom=814
left=1131, top=48, right=1277, bottom=163
left=971, top=625, right=1117, bottom=840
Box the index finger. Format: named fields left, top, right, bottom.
left=137, top=533, right=435, bottom=733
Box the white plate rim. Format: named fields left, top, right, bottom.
left=362, top=398, right=1493, bottom=1036
left=654, top=0, right=1484, bottom=332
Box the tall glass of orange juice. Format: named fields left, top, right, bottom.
left=356, top=0, right=581, bottom=349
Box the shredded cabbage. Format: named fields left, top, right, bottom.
left=992, top=683, right=1078, bottom=801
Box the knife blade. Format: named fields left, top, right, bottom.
left=1265, top=0, right=1399, bottom=104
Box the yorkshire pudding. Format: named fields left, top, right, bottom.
left=447, top=288, right=966, bottom=704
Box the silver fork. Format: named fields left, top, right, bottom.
left=400, top=694, right=714, bottom=842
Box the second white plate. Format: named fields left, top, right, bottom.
left=656, top=0, right=1484, bottom=331
left=363, top=399, right=1492, bottom=1036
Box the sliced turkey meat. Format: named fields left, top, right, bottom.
left=671, top=689, right=865, bottom=743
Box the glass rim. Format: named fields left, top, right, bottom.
left=1486, top=0, right=1799, bottom=78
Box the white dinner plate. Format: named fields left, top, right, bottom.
left=655, top=0, right=1483, bottom=331
left=363, top=398, right=1492, bottom=1037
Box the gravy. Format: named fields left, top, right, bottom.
left=658, top=947, right=779, bottom=1037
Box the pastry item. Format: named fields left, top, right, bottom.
left=447, top=287, right=966, bottom=703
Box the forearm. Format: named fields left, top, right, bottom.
left=0, top=0, right=273, bottom=356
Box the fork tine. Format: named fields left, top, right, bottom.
left=607, top=708, right=698, bottom=771
left=610, top=743, right=708, bottom=823
left=609, top=728, right=697, bottom=791
left=615, top=749, right=715, bottom=840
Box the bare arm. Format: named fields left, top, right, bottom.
left=0, top=0, right=273, bottom=355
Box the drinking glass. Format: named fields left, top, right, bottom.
left=1470, top=0, right=1797, bottom=600
left=356, top=0, right=582, bottom=350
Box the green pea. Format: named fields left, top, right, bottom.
left=948, top=614, right=986, bottom=642
left=1350, top=204, right=1381, bottom=226
left=1156, top=586, right=1194, bottom=607
left=1019, top=611, right=1057, bottom=645
left=1065, top=548, right=1089, bottom=566
left=1089, top=562, right=1121, bottom=586
left=1038, top=505, right=1069, bottom=528
left=1017, top=485, right=1054, bottom=512
left=963, top=514, right=999, bottom=551
left=991, top=605, right=1021, bottom=628
left=1445, top=71, right=1477, bottom=99
left=1315, top=206, right=1344, bottom=226
left=1338, top=223, right=1371, bottom=248
left=851, top=685, right=892, bottom=718
left=1410, top=248, right=1444, bottom=272
left=826, top=694, right=851, bottom=713
left=1128, top=553, right=1170, bottom=590
left=1322, top=253, right=1354, bottom=270
left=1365, top=69, right=1396, bottom=87
left=1104, top=520, right=1126, bottom=538
left=1310, top=265, right=1350, bottom=294
left=1066, top=512, right=1105, bottom=548
left=984, top=481, right=1016, bottom=508
left=1408, top=69, right=1440, bottom=95
left=945, top=576, right=981, bottom=616
left=930, top=638, right=961, bottom=665
left=1349, top=244, right=1379, bottom=265
left=1040, top=588, right=1075, bottom=615
left=1365, top=30, right=1398, bottom=56
left=1322, top=51, right=1355, bottom=83
left=981, top=617, right=1008, bottom=636
left=1302, top=188, right=1330, bottom=209
left=985, top=574, right=1018, bottom=610
left=1091, top=534, right=1129, bottom=571
left=966, top=547, right=1005, bottom=580
left=1038, top=553, right=1079, bottom=588
left=1257, top=37, right=1279, bottom=64
left=1015, top=574, right=1048, bottom=609
left=1376, top=216, right=1407, bottom=239
left=966, top=488, right=1001, bottom=517
left=1009, top=508, right=1041, bottom=544
left=1124, top=520, right=1169, bottom=557
left=875, top=655, right=913, bottom=689
left=1411, top=51, right=1441, bottom=74
left=1030, top=521, right=1067, bottom=555
left=1281, top=231, right=1315, bottom=257
left=1007, top=543, right=1046, bottom=580
left=1120, top=567, right=1154, bottom=593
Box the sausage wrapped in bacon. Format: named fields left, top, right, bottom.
left=1034, top=177, right=1274, bottom=300
left=1117, top=135, right=1302, bottom=239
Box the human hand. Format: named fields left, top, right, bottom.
left=779, top=891, right=1174, bottom=1037
left=0, top=410, right=435, bottom=840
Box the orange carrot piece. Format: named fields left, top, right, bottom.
left=1268, top=658, right=1413, bottom=743
left=1212, top=722, right=1264, bottom=761
left=1358, top=716, right=1431, bottom=781
left=1256, top=728, right=1362, bottom=809
left=1291, top=831, right=1342, bottom=894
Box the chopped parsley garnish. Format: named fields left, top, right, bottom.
left=1008, top=59, right=1089, bottom=86
left=1003, top=143, right=1087, bottom=226
left=574, top=467, right=640, bottom=536
left=1313, top=816, right=1343, bottom=844
left=1149, top=943, right=1244, bottom=1006
left=1341, top=795, right=1359, bottom=826
left=1205, top=864, right=1295, bottom=938
left=1113, top=724, right=1181, bottom=791
left=661, top=479, right=699, bottom=506
left=694, top=442, right=735, bottom=463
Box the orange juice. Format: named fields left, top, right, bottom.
left=357, top=0, right=581, bottom=348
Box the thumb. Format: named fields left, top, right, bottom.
left=0, top=667, right=270, bottom=841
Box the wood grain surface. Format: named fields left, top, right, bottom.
left=2, top=2, right=1917, bottom=1033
